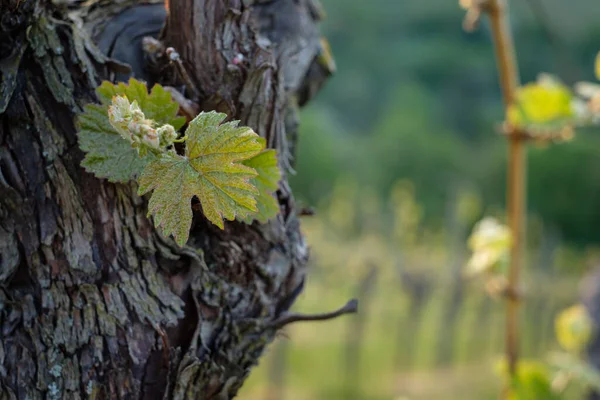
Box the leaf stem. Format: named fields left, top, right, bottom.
left=172, top=135, right=187, bottom=143
left=483, top=0, right=524, bottom=396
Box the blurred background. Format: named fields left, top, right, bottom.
left=240, top=1, right=600, bottom=399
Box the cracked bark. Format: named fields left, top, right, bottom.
left=0, top=0, right=332, bottom=398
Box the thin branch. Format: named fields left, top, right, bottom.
left=485, top=0, right=520, bottom=107
left=482, top=0, right=524, bottom=396
left=267, top=299, right=359, bottom=330
left=298, top=207, right=316, bottom=217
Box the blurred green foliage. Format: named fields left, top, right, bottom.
left=291, top=0, right=600, bottom=246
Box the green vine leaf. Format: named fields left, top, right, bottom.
left=507, top=74, right=574, bottom=134
left=78, top=79, right=282, bottom=246
left=138, top=111, right=265, bottom=246
left=240, top=143, right=281, bottom=223
left=77, top=78, right=185, bottom=182
left=555, top=304, right=593, bottom=353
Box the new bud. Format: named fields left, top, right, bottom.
left=157, top=124, right=178, bottom=147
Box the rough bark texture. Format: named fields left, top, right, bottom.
left=0, top=0, right=331, bottom=398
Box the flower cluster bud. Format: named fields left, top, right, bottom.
left=108, top=95, right=178, bottom=153
left=157, top=124, right=178, bottom=147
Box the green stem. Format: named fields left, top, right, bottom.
left=172, top=135, right=188, bottom=143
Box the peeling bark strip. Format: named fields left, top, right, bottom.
left=0, top=0, right=331, bottom=398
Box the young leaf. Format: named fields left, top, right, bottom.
left=78, top=103, right=157, bottom=182
left=77, top=78, right=185, bottom=182
left=96, top=79, right=186, bottom=129
left=507, top=74, right=574, bottom=132
left=240, top=145, right=281, bottom=224
left=495, top=359, right=561, bottom=400
left=138, top=111, right=264, bottom=246
left=555, top=304, right=593, bottom=353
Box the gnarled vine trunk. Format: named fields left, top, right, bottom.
left=0, top=0, right=332, bottom=398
